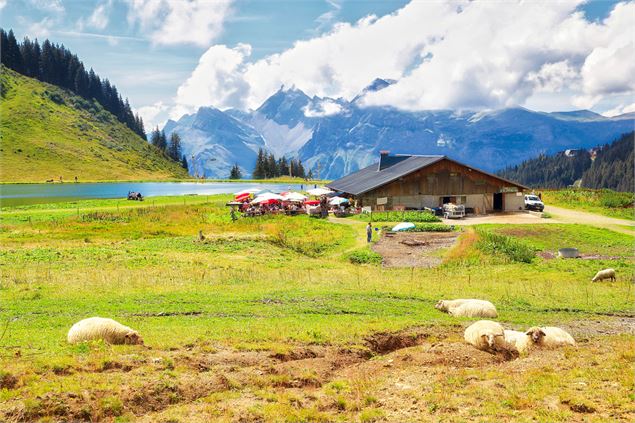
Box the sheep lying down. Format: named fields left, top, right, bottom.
left=67, top=317, right=143, bottom=345
left=464, top=320, right=517, bottom=358
left=504, top=327, right=575, bottom=354
left=591, top=268, right=616, bottom=282
left=435, top=299, right=498, bottom=318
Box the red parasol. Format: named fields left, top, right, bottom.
left=235, top=192, right=251, bottom=201
left=305, top=200, right=320, bottom=205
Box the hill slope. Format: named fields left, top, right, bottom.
left=0, top=67, right=188, bottom=182
left=497, top=131, right=634, bottom=192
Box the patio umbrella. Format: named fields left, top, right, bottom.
left=234, top=188, right=261, bottom=196
left=305, top=200, right=320, bottom=206
left=282, top=192, right=307, bottom=202
left=328, top=196, right=349, bottom=206
left=252, top=193, right=284, bottom=204
left=235, top=192, right=251, bottom=201
left=307, top=187, right=333, bottom=196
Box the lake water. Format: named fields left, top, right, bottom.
left=0, top=182, right=312, bottom=207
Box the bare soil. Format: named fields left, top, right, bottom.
left=371, top=232, right=459, bottom=268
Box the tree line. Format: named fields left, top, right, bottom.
left=497, top=131, right=634, bottom=192
left=149, top=128, right=188, bottom=170
left=251, top=148, right=312, bottom=180
left=0, top=28, right=146, bottom=139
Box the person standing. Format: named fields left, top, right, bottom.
left=366, top=222, right=373, bottom=243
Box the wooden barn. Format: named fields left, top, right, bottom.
left=327, top=152, right=529, bottom=213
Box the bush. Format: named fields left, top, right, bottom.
left=404, top=223, right=453, bottom=232
left=475, top=229, right=535, bottom=263
left=358, top=210, right=440, bottom=222
left=346, top=248, right=382, bottom=265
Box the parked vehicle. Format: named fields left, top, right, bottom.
left=524, top=194, right=544, bottom=211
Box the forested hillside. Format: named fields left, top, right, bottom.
left=498, top=132, right=634, bottom=192
left=0, top=66, right=188, bottom=182
left=581, top=132, right=634, bottom=192
left=0, top=28, right=146, bottom=139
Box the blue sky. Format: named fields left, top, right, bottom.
left=1, top=0, right=632, bottom=127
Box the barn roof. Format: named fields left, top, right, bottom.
left=327, top=155, right=529, bottom=196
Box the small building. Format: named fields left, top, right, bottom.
left=327, top=152, right=529, bottom=213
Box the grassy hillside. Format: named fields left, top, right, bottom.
left=0, top=66, right=188, bottom=182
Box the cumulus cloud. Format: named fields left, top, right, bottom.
left=0, top=1, right=7, bottom=11
left=171, top=0, right=635, bottom=116
left=78, top=0, right=112, bottom=31
left=125, top=0, right=233, bottom=46
left=136, top=101, right=169, bottom=130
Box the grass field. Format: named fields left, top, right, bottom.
left=1, top=195, right=633, bottom=422
left=541, top=189, right=634, bottom=221
left=0, top=66, right=188, bottom=183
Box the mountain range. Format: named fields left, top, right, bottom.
left=163, top=78, right=635, bottom=179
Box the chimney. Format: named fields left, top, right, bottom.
left=380, top=150, right=390, bottom=157
left=378, top=150, right=390, bottom=171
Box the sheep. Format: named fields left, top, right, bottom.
left=504, top=329, right=545, bottom=354
left=464, top=320, right=517, bottom=359
left=591, top=268, right=616, bottom=282
left=435, top=299, right=498, bottom=318
left=525, top=326, right=575, bottom=349
left=67, top=317, right=143, bottom=345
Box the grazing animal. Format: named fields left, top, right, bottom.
left=67, top=317, right=143, bottom=345
left=435, top=299, right=497, bottom=318
left=525, top=326, right=575, bottom=349
left=504, top=329, right=545, bottom=354
left=591, top=268, right=616, bottom=282
left=464, top=320, right=514, bottom=356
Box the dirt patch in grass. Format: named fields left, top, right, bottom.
left=364, top=330, right=430, bottom=354
left=371, top=232, right=459, bottom=267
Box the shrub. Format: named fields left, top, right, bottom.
left=475, top=229, right=535, bottom=263
left=347, top=248, right=382, bottom=265
left=404, top=223, right=453, bottom=232
left=358, top=210, right=440, bottom=222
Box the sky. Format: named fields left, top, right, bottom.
left=1, top=0, right=633, bottom=129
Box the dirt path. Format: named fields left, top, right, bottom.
left=546, top=205, right=634, bottom=234
left=440, top=207, right=633, bottom=235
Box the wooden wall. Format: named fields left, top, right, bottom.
left=357, top=159, right=524, bottom=209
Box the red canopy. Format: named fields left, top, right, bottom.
left=260, top=198, right=280, bottom=205
left=305, top=200, right=320, bottom=205
left=235, top=192, right=251, bottom=201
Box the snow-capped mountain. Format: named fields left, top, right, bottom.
left=164, top=83, right=635, bottom=179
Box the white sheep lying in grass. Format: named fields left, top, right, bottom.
left=591, top=268, right=616, bottom=282
left=67, top=317, right=144, bottom=345
left=464, top=320, right=515, bottom=357
left=435, top=299, right=498, bottom=318
left=525, top=326, right=576, bottom=349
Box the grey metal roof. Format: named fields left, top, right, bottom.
left=327, top=155, right=444, bottom=195
left=327, top=155, right=529, bottom=195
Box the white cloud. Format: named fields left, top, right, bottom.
left=125, top=0, right=233, bottom=46
left=602, top=102, right=635, bottom=117
left=0, top=1, right=7, bottom=11
left=171, top=43, right=251, bottom=117
left=29, top=0, right=64, bottom=14
left=303, top=98, right=343, bottom=117
left=28, top=17, right=55, bottom=38
left=136, top=101, right=169, bottom=130
left=171, top=0, right=635, bottom=116
left=78, top=0, right=112, bottom=31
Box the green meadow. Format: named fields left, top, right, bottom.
left=0, top=195, right=633, bottom=422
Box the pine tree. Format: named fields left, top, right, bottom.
left=229, top=164, right=242, bottom=179
left=150, top=127, right=162, bottom=149
left=307, top=169, right=314, bottom=180
left=253, top=148, right=266, bottom=179
left=167, top=132, right=182, bottom=161
left=158, top=130, right=168, bottom=152
left=4, top=30, right=23, bottom=73
left=181, top=155, right=189, bottom=171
